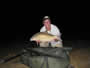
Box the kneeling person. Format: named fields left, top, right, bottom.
left=40, top=16, right=63, bottom=47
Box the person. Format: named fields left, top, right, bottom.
left=40, top=16, right=63, bottom=47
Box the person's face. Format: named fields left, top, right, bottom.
left=43, top=19, right=51, bottom=31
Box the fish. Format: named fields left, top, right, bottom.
left=30, top=32, right=60, bottom=43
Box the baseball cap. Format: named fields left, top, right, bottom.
left=44, top=16, right=49, bottom=19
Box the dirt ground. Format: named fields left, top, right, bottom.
left=0, top=58, right=29, bottom=68
left=69, top=48, right=90, bottom=68
left=0, top=47, right=29, bottom=68
left=0, top=48, right=90, bottom=68
left=0, top=53, right=29, bottom=68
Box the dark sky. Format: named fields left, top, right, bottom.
left=23, top=15, right=90, bottom=41
left=1, top=15, right=90, bottom=42
left=0, top=1, right=89, bottom=42
left=0, top=9, right=90, bottom=47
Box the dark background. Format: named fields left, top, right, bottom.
left=0, top=6, right=90, bottom=48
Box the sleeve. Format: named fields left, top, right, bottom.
left=52, top=25, right=61, bottom=36
left=53, top=25, right=62, bottom=41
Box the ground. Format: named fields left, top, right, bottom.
left=69, top=48, right=90, bottom=68
left=0, top=47, right=90, bottom=68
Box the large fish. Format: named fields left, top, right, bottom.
left=30, top=32, right=60, bottom=43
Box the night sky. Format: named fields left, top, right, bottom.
left=24, top=15, right=90, bottom=41
left=0, top=10, right=90, bottom=48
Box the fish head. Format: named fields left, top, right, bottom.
left=30, top=37, right=37, bottom=41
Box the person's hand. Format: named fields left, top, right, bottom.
left=54, top=38, right=59, bottom=42
left=45, top=30, right=50, bottom=33
left=57, top=35, right=62, bottom=41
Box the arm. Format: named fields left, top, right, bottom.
left=52, top=24, right=62, bottom=41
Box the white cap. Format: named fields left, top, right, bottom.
left=44, top=16, right=49, bottom=19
